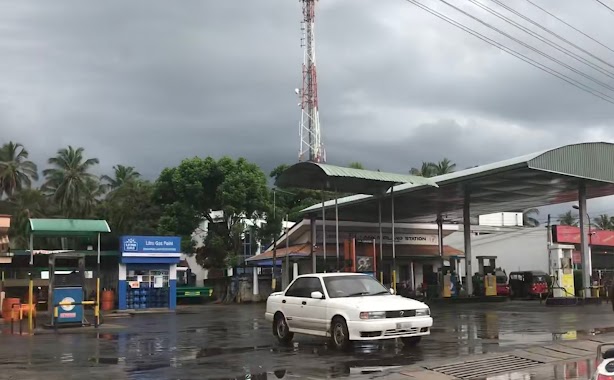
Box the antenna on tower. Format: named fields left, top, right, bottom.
left=298, top=0, right=325, bottom=163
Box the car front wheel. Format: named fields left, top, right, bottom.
left=274, top=314, right=294, bottom=345
left=401, top=336, right=422, bottom=347
left=330, top=317, right=351, bottom=351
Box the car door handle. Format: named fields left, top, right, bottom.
left=282, top=300, right=286, bottom=304
left=302, top=301, right=307, bottom=305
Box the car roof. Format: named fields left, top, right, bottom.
left=296, top=272, right=371, bottom=279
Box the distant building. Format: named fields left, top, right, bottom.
left=478, top=212, right=524, bottom=227
left=183, top=211, right=295, bottom=284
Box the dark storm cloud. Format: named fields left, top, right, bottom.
left=0, top=0, right=613, bottom=188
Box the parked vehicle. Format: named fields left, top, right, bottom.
left=265, top=273, right=433, bottom=350
left=495, top=269, right=510, bottom=297
left=508, top=271, right=549, bottom=299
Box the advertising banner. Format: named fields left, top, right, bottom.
left=121, top=236, right=181, bottom=256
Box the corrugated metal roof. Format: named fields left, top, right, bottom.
left=275, top=161, right=438, bottom=195
left=301, top=142, right=614, bottom=221
left=528, top=142, right=614, bottom=184
left=29, top=218, right=111, bottom=236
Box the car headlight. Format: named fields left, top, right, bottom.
left=415, top=308, right=430, bottom=316
left=359, top=311, right=386, bottom=320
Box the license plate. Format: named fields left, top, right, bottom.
left=396, top=322, right=412, bottom=330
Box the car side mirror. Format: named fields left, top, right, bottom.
left=311, top=291, right=324, bottom=299
left=603, top=348, right=614, bottom=360
left=389, top=288, right=396, bottom=295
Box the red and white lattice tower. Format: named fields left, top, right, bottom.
left=298, top=0, right=325, bottom=163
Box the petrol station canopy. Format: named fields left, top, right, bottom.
left=299, top=142, right=614, bottom=223
left=275, top=161, right=438, bottom=194
left=29, top=218, right=111, bottom=237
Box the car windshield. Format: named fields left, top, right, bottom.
left=323, top=275, right=390, bottom=298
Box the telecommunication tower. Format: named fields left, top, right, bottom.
left=298, top=0, right=325, bottom=163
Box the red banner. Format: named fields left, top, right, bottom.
left=553, top=225, right=614, bottom=247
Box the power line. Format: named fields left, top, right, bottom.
left=403, top=0, right=614, bottom=105
left=436, top=0, right=614, bottom=94
left=594, top=0, right=614, bottom=13
left=482, top=0, right=614, bottom=77
left=489, top=0, right=614, bottom=72
left=522, top=0, right=614, bottom=55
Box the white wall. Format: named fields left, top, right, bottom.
left=478, top=212, right=524, bottom=227
left=445, top=228, right=549, bottom=275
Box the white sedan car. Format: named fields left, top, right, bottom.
left=265, top=273, right=433, bottom=350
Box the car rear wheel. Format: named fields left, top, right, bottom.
left=274, top=314, right=294, bottom=345
left=401, top=336, right=422, bottom=347
left=330, top=317, right=351, bottom=351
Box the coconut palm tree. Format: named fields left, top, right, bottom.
left=0, top=142, right=39, bottom=198
left=431, top=158, right=456, bottom=176
left=5, top=188, right=50, bottom=247
left=523, top=208, right=540, bottom=227
left=410, top=162, right=437, bottom=177
left=42, top=146, right=101, bottom=218
left=410, top=159, right=456, bottom=178
left=593, top=214, right=614, bottom=230
left=348, top=162, right=365, bottom=170
left=558, top=210, right=578, bottom=226
left=101, top=165, right=141, bottom=191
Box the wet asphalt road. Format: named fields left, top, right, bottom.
left=1, top=301, right=614, bottom=379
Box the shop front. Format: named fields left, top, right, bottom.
left=118, top=236, right=181, bottom=311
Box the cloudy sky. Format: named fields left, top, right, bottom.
left=1, top=0, right=614, bottom=220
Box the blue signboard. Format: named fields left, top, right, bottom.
left=52, top=287, right=83, bottom=325
left=121, top=236, right=181, bottom=255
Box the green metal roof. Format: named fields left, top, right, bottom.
left=28, top=219, right=111, bottom=236
left=12, top=250, right=119, bottom=257
left=275, top=162, right=438, bottom=195
left=301, top=142, right=614, bottom=222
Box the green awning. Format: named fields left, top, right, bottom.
left=28, top=219, right=111, bottom=237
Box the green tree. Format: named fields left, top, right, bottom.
left=101, top=165, right=141, bottom=191
left=348, top=162, right=365, bottom=170
left=523, top=208, right=540, bottom=227
left=431, top=158, right=456, bottom=175
left=100, top=180, right=160, bottom=236
left=410, top=162, right=436, bottom=177
left=0, top=142, right=39, bottom=198
left=42, top=146, right=101, bottom=218
left=154, top=156, right=270, bottom=269
left=410, top=158, right=456, bottom=177
left=558, top=210, right=578, bottom=226
left=593, top=214, right=614, bottom=230
left=2, top=188, right=51, bottom=248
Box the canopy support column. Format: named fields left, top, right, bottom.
left=391, top=187, right=397, bottom=293
left=310, top=215, right=316, bottom=273
left=283, top=214, right=290, bottom=289
left=437, top=214, right=444, bottom=260
left=28, top=233, right=34, bottom=335
left=578, top=183, right=591, bottom=297
left=378, top=198, right=383, bottom=284
left=335, top=188, right=340, bottom=272
left=463, top=191, right=474, bottom=296
left=322, top=190, right=327, bottom=273
left=95, top=232, right=101, bottom=328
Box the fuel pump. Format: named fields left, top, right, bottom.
left=549, top=244, right=575, bottom=298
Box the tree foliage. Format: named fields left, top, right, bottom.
left=593, top=214, right=614, bottom=230
left=0, top=142, right=39, bottom=198
left=42, top=146, right=101, bottom=218
left=522, top=208, right=540, bottom=227
left=154, top=156, right=270, bottom=269
left=410, top=158, right=456, bottom=178
left=558, top=210, right=578, bottom=226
